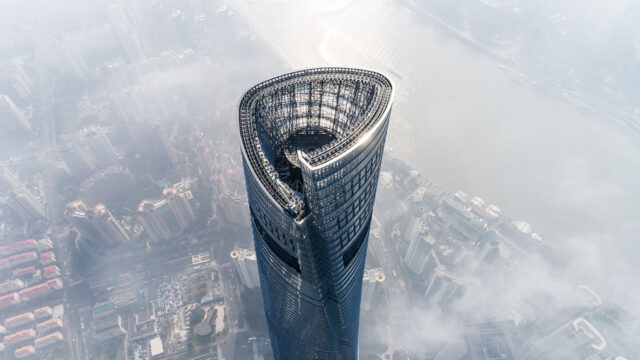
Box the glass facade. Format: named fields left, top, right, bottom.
left=239, top=68, right=393, bottom=359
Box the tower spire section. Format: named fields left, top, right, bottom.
left=239, top=68, right=393, bottom=359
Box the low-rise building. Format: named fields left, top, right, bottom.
left=12, top=265, right=36, bottom=278
left=0, top=251, right=38, bottom=271
left=94, top=315, right=126, bottom=342
left=18, top=278, right=62, bottom=301
left=0, top=292, right=20, bottom=309
left=0, top=279, right=24, bottom=295
left=4, top=312, right=34, bottom=330
left=34, top=331, right=64, bottom=350
left=43, top=265, right=61, bottom=279
left=3, top=328, right=36, bottom=346
left=39, top=251, right=56, bottom=266
left=14, top=345, right=35, bottom=359
left=34, top=306, right=53, bottom=320
left=0, top=239, right=37, bottom=257
left=36, top=318, right=63, bottom=335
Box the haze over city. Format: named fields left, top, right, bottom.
left=1, top=0, right=639, bottom=359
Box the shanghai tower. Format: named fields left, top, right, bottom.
left=239, top=68, right=393, bottom=359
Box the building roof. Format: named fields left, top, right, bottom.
left=43, top=265, right=60, bottom=278
left=14, top=345, right=35, bottom=358
left=39, top=251, right=55, bottom=262
left=3, top=328, right=35, bottom=344
left=12, top=266, right=36, bottom=277
left=239, top=68, right=393, bottom=217
left=36, top=318, right=63, bottom=332
left=0, top=239, right=36, bottom=256
left=0, top=292, right=20, bottom=306
left=150, top=336, right=164, bottom=356
left=4, top=312, right=34, bottom=328
left=93, top=301, right=116, bottom=316
left=34, top=331, right=63, bottom=348
left=34, top=306, right=52, bottom=319
left=0, top=251, right=38, bottom=268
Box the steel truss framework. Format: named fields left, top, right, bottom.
left=239, top=67, right=392, bottom=219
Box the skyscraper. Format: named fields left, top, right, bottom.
left=65, top=200, right=130, bottom=247
left=128, top=121, right=178, bottom=165
left=83, top=126, right=119, bottom=168
left=137, top=200, right=174, bottom=243
left=0, top=94, right=31, bottom=133
left=0, top=167, right=24, bottom=193
left=230, top=248, right=260, bottom=289
left=162, top=184, right=195, bottom=229
left=239, top=68, right=393, bottom=359
left=3, top=188, right=45, bottom=221
left=361, top=268, right=385, bottom=312
left=404, top=231, right=436, bottom=275
left=464, top=320, right=528, bottom=360
left=59, top=143, right=94, bottom=179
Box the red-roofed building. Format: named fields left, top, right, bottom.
left=3, top=328, right=35, bottom=346
left=0, top=279, right=24, bottom=295
left=46, top=278, right=63, bottom=290
left=34, top=306, right=53, bottom=320
left=12, top=265, right=36, bottom=278
left=14, top=344, right=35, bottom=358
left=34, top=331, right=63, bottom=349
left=0, top=251, right=38, bottom=271
left=4, top=312, right=34, bottom=329
left=17, top=278, right=63, bottom=302
left=18, top=283, right=48, bottom=302
left=36, top=318, right=63, bottom=335
left=0, top=292, right=20, bottom=309
left=39, top=251, right=56, bottom=266
left=0, top=239, right=37, bottom=256
left=37, top=238, right=53, bottom=251
left=43, top=265, right=61, bottom=279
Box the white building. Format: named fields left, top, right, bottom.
left=0, top=94, right=31, bottom=133
left=404, top=230, right=436, bottom=275
left=361, top=268, right=385, bottom=311
left=231, top=248, right=260, bottom=289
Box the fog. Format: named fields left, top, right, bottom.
left=1, top=0, right=639, bottom=358
left=233, top=0, right=640, bottom=357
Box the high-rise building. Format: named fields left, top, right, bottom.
left=528, top=317, right=607, bottom=359
left=162, top=185, right=195, bottom=229
left=59, top=144, right=94, bottom=179
left=361, top=268, right=385, bottom=312
left=3, top=188, right=45, bottom=221
left=108, top=3, right=145, bottom=63
left=239, top=68, right=393, bottom=359
left=218, top=194, right=250, bottom=228
left=424, top=265, right=479, bottom=311
left=464, top=320, right=528, bottom=360
left=404, top=231, right=436, bottom=275
left=0, top=58, right=33, bottom=102
left=65, top=200, right=130, bottom=247
left=0, top=167, right=24, bottom=193
left=230, top=248, right=260, bottom=289
left=83, top=126, right=119, bottom=168
left=137, top=200, right=179, bottom=242
left=0, top=94, right=31, bottom=133
left=128, top=121, right=177, bottom=165
left=192, top=132, right=216, bottom=182
left=138, top=180, right=194, bottom=242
